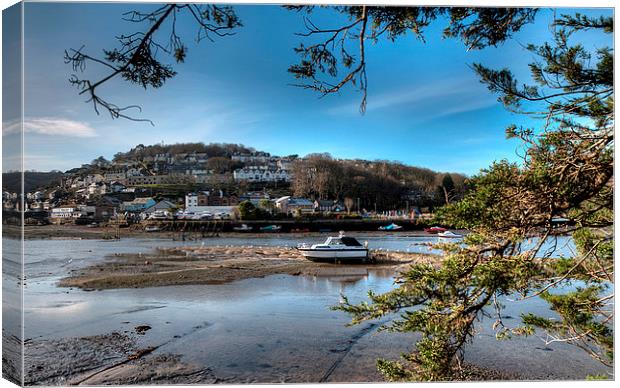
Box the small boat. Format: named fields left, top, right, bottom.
left=233, top=224, right=253, bottom=232
left=260, top=225, right=281, bottom=232
left=144, top=225, right=160, bottom=232
left=437, top=230, right=462, bottom=238
left=297, top=232, right=369, bottom=262
left=424, top=226, right=447, bottom=234
left=378, top=223, right=403, bottom=231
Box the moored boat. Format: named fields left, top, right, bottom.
left=424, top=226, right=447, bottom=234
left=260, top=225, right=281, bottom=232
left=378, top=223, right=402, bottom=231
left=297, top=232, right=369, bottom=262
left=233, top=224, right=253, bottom=232
left=437, top=230, right=462, bottom=238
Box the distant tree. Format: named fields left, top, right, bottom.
left=436, top=174, right=455, bottom=205
left=344, top=197, right=354, bottom=214
left=206, top=156, right=233, bottom=174
left=237, top=200, right=257, bottom=220
left=258, top=198, right=276, bottom=214
left=91, top=156, right=111, bottom=168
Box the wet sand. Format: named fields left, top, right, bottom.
left=23, top=330, right=516, bottom=385
left=58, top=245, right=438, bottom=290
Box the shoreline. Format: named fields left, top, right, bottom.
left=3, top=224, right=449, bottom=241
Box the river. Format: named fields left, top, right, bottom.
left=11, top=235, right=612, bottom=382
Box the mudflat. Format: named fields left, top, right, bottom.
left=58, top=245, right=440, bottom=290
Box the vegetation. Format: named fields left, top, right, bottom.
left=112, top=142, right=256, bottom=162
left=336, top=12, right=613, bottom=380
left=237, top=200, right=272, bottom=220
left=291, top=153, right=466, bottom=209
left=2, top=171, right=65, bottom=194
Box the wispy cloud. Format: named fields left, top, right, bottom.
left=326, top=77, right=497, bottom=117
left=3, top=117, right=97, bottom=138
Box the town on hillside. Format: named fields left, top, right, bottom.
left=2, top=142, right=468, bottom=229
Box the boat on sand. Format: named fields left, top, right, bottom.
left=297, top=232, right=369, bottom=262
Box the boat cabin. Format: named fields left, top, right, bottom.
left=317, top=236, right=363, bottom=247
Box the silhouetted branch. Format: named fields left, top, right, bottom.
left=65, top=3, right=241, bottom=123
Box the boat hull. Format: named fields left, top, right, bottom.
left=297, top=248, right=369, bottom=261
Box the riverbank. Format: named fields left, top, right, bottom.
left=59, top=245, right=440, bottom=290
left=5, top=223, right=447, bottom=240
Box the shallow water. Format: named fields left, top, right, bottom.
left=21, top=236, right=611, bottom=382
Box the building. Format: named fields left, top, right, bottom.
left=126, top=175, right=194, bottom=186
left=109, top=181, right=127, bottom=193
left=50, top=207, right=76, bottom=222
left=87, top=182, right=108, bottom=197
left=233, top=166, right=291, bottom=182
left=104, top=171, right=127, bottom=181
left=275, top=196, right=314, bottom=215
left=185, top=191, right=238, bottom=208
left=122, top=197, right=157, bottom=212
left=231, top=152, right=271, bottom=164
left=194, top=173, right=232, bottom=184
left=143, top=200, right=177, bottom=215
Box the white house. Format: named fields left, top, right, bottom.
left=274, top=196, right=314, bottom=215
left=185, top=193, right=199, bottom=208
left=233, top=166, right=291, bottom=182
left=50, top=207, right=76, bottom=219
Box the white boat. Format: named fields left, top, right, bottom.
left=144, top=225, right=160, bottom=232
left=297, top=232, right=369, bottom=262
left=437, top=231, right=462, bottom=238
left=233, top=224, right=253, bottom=232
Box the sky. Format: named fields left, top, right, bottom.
left=3, top=2, right=614, bottom=175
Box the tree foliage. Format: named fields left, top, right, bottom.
left=336, top=12, right=613, bottom=380
left=290, top=153, right=466, bottom=209
left=65, top=3, right=241, bottom=123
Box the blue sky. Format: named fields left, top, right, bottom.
left=7, top=3, right=613, bottom=174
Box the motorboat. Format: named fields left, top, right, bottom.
left=144, top=225, right=161, bottom=232
left=437, top=230, right=462, bottom=238
left=233, top=224, right=253, bottom=232
left=378, top=223, right=403, bottom=231
left=260, top=225, right=281, bottom=232
left=424, top=226, right=447, bottom=234
left=297, top=232, right=369, bottom=262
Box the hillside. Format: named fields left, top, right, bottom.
left=2, top=171, right=65, bottom=194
